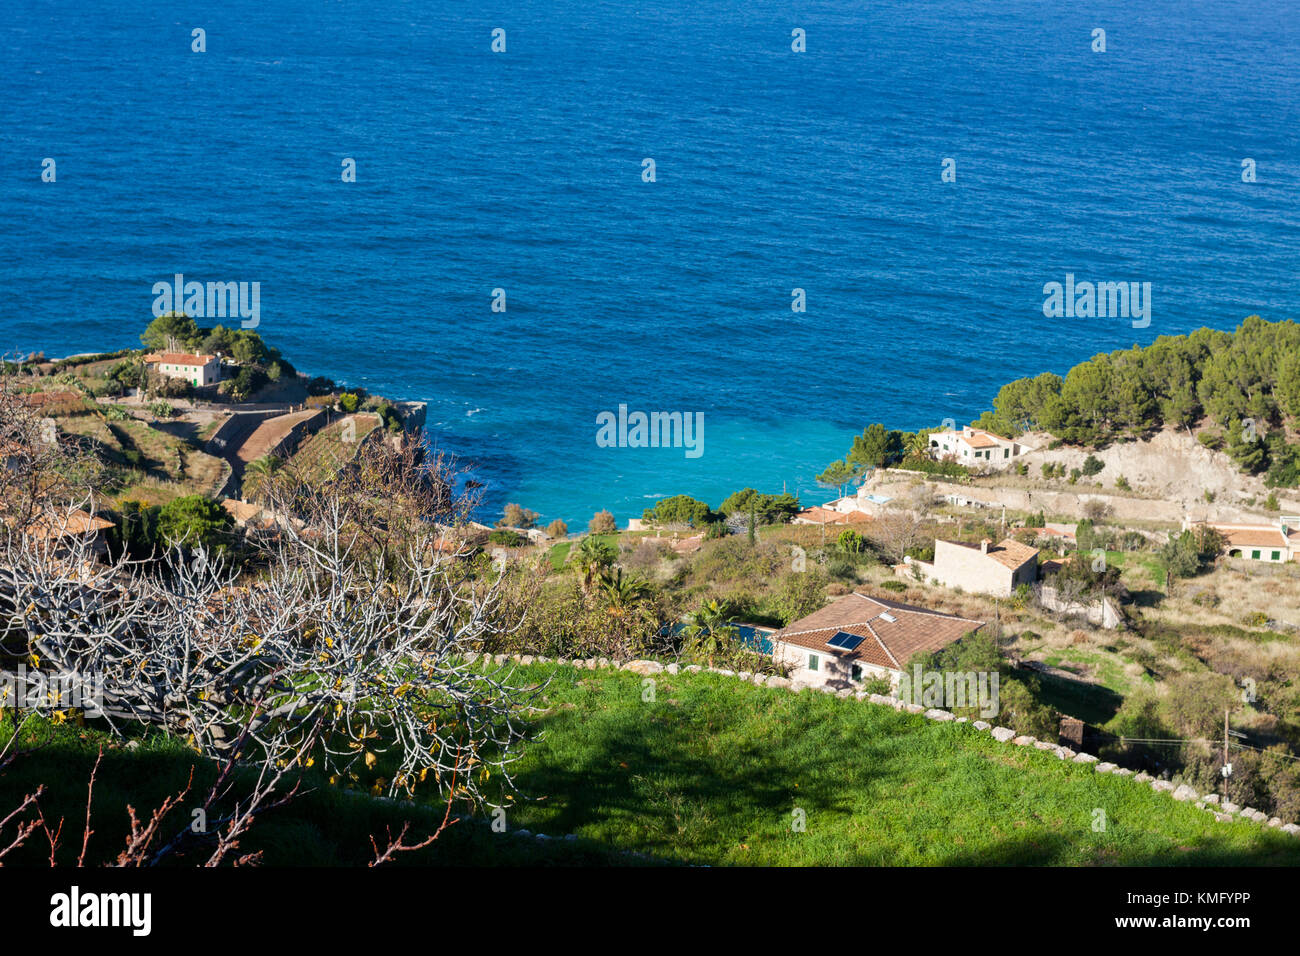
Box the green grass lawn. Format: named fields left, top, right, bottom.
left=0, top=714, right=639, bottom=867
left=5, top=664, right=1297, bottom=866
left=475, top=663, right=1300, bottom=865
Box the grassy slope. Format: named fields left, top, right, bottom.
left=484, top=663, right=1300, bottom=865
left=0, top=715, right=638, bottom=867
left=5, top=664, right=1297, bottom=866
left=288, top=414, right=380, bottom=484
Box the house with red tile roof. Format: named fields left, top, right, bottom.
left=902, top=537, right=1039, bottom=597
left=929, top=426, right=1031, bottom=467
left=770, top=592, right=984, bottom=690
left=1187, top=517, right=1299, bottom=563
left=792, top=506, right=872, bottom=526
left=144, top=352, right=221, bottom=387
left=17, top=508, right=116, bottom=558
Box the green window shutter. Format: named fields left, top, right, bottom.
left=808, top=654, right=819, bottom=672
left=1251, top=550, right=1260, bottom=560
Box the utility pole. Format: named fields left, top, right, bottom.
left=1222, top=707, right=1232, bottom=801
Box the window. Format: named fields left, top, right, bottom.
left=807, top=654, right=819, bottom=672
left=1251, top=550, right=1261, bottom=560
left=1004, top=448, right=1009, bottom=458
left=851, top=664, right=862, bottom=681
left=1271, top=551, right=1280, bottom=561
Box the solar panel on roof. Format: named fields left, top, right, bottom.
left=826, top=631, right=864, bottom=651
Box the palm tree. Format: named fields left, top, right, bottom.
left=597, top=567, right=652, bottom=615
left=241, top=454, right=283, bottom=503
left=680, top=598, right=738, bottom=667
left=572, top=536, right=617, bottom=593
left=905, top=430, right=931, bottom=458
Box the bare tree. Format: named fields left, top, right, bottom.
left=0, top=373, right=104, bottom=531
left=869, top=505, right=931, bottom=564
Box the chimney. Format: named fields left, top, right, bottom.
left=980, top=539, right=990, bottom=554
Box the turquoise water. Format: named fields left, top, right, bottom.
left=2, top=0, right=1298, bottom=525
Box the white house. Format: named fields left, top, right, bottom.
left=929, top=426, right=1030, bottom=467
left=1188, top=517, right=1300, bottom=564
left=144, top=352, right=221, bottom=387
left=824, top=487, right=894, bottom=517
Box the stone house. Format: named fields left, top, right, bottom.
left=903, top=537, right=1039, bottom=597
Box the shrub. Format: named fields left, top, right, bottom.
left=879, top=580, right=907, bottom=593
left=770, top=570, right=828, bottom=626
left=718, top=488, right=800, bottom=523
left=500, top=503, right=539, bottom=529
left=837, top=529, right=865, bottom=553
left=1114, top=475, right=1131, bottom=491
left=545, top=519, right=569, bottom=539
left=156, top=495, right=233, bottom=552
left=1082, top=499, right=1111, bottom=521
left=826, top=557, right=856, bottom=581
left=588, top=510, right=618, bottom=534
left=488, top=529, right=526, bottom=547
left=904, top=544, right=935, bottom=563
left=642, top=494, right=713, bottom=527
left=895, top=454, right=969, bottom=478
left=157, top=376, right=193, bottom=399
left=1081, top=454, right=1105, bottom=476
left=861, top=675, right=892, bottom=696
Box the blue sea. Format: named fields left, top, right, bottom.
left=3, top=0, right=1299, bottom=526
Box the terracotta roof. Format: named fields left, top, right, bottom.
left=24, top=509, right=115, bottom=538
left=221, top=498, right=268, bottom=525
left=963, top=430, right=999, bottom=448
left=943, top=537, right=1039, bottom=570
left=795, top=507, right=872, bottom=525
left=1205, top=525, right=1288, bottom=549
left=772, top=592, right=983, bottom=670
left=145, top=353, right=216, bottom=367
